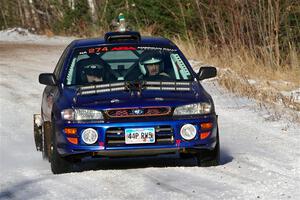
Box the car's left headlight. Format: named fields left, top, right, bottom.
left=61, top=109, right=103, bottom=120
left=173, top=103, right=211, bottom=115
left=75, top=109, right=103, bottom=120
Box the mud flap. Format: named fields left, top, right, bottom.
left=33, top=114, right=43, bottom=151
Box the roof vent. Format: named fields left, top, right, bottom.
left=104, top=31, right=141, bottom=43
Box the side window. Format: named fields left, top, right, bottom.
left=53, top=46, right=70, bottom=80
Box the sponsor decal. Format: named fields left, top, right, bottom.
left=111, top=46, right=136, bottom=51
left=137, top=46, right=177, bottom=52
left=79, top=46, right=177, bottom=55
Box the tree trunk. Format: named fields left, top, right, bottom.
left=195, top=0, right=209, bottom=45
left=87, top=0, right=97, bottom=24
left=178, top=0, right=188, bottom=40
left=68, top=0, right=75, bottom=10
left=0, top=3, right=8, bottom=29
left=28, top=0, right=40, bottom=31
left=22, top=0, right=32, bottom=28
left=274, top=0, right=280, bottom=66
left=100, top=0, right=108, bottom=24
left=16, top=0, right=25, bottom=27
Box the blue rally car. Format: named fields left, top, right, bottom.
left=33, top=31, right=219, bottom=174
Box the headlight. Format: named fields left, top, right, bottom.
left=61, top=109, right=103, bottom=120
left=173, top=103, right=211, bottom=115
left=75, top=109, right=103, bottom=120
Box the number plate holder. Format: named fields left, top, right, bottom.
left=125, top=128, right=155, bottom=144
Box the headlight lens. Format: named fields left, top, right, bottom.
left=75, top=109, right=103, bottom=120
left=61, top=109, right=103, bottom=120
left=173, top=103, right=211, bottom=115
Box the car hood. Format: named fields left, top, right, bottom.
left=63, top=82, right=212, bottom=109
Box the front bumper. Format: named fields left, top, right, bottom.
left=54, top=115, right=218, bottom=157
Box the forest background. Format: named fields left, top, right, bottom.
left=1, top=0, right=299, bottom=111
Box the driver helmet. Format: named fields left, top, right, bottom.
left=84, top=64, right=104, bottom=78
left=139, top=53, right=164, bottom=76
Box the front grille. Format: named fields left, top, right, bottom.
left=104, top=107, right=171, bottom=119
left=105, top=125, right=174, bottom=147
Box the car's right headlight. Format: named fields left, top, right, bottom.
left=173, top=103, right=211, bottom=116
left=61, top=109, right=103, bottom=120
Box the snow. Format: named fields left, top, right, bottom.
left=0, top=28, right=74, bottom=45
left=281, top=88, right=300, bottom=104
left=0, top=30, right=300, bottom=200
left=247, top=79, right=257, bottom=85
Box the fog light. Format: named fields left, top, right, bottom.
left=180, top=124, right=196, bottom=140
left=82, top=128, right=98, bottom=144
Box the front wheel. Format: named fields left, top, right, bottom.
left=50, top=119, right=74, bottom=174
left=42, top=121, right=52, bottom=161
left=196, top=131, right=220, bottom=167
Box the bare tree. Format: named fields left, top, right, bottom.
left=22, top=0, right=32, bottom=28
left=28, top=0, right=40, bottom=30
left=68, top=0, right=75, bottom=10
left=87, top=0, right=97, bottom=23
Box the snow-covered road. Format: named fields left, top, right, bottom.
left=0, top=41, right=299, bottom=200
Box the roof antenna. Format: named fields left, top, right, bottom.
left=118, top=13, right=126, bottom=32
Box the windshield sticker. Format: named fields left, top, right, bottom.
left=111, top=46, right=136, bottom=51
left=79, top=46, right=176, bottom=55
left=137, top=46, right=177, bottom=52
left=88, top=47, right=109, bottom=54
left=79, top=46, right=137, bottom=55
left=79, top=51, right=87, bottom=55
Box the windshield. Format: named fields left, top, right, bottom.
left=65, top=45, right=193, bottom=86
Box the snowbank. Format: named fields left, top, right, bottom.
left=0, top=27, right=75, bottom=45
left=281, top=88, right=300, bottom=104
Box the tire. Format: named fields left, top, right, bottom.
left=50, top=119, right=73, bottom=174
left=196, top=131, right=220, bottom=167
left=179, top=153, right=194, bottom=159
left=42, top=121, right=52, bottom=161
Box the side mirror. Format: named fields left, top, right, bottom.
left=198, top=66, right=217, bottom=81
left=39, top=73, right=57, bottom=86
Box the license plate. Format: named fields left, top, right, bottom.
left=125, top=127, right=155, bottom=144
